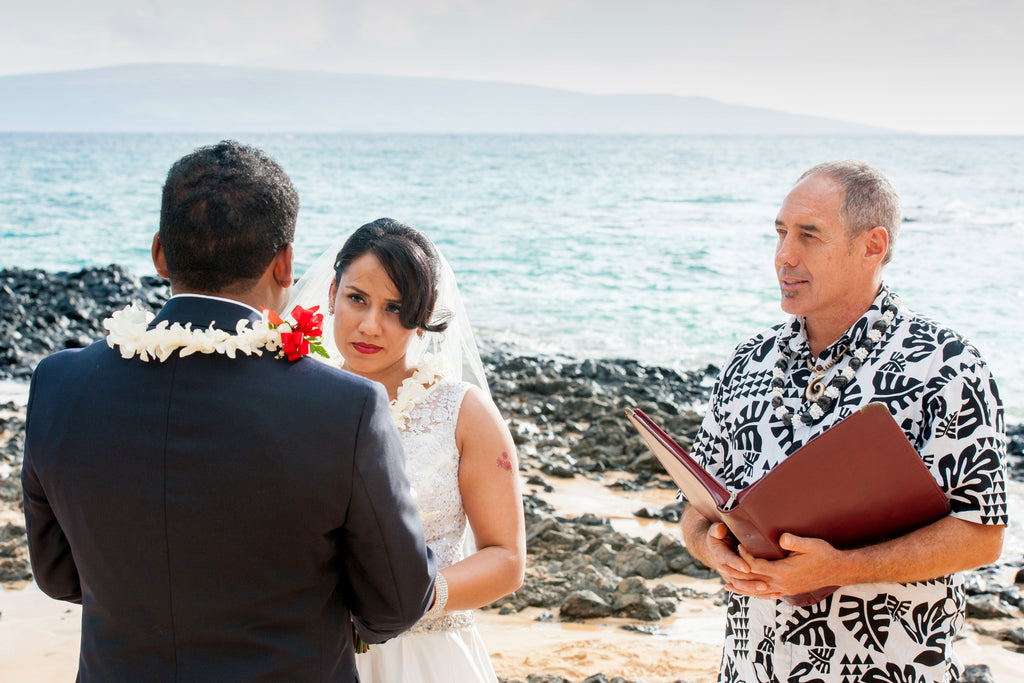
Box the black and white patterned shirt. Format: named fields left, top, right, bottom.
left=692, top=285, right=1007, bottom=683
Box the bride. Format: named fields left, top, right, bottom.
left=289, top=217, right=526, bottom=681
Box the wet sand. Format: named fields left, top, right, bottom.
left=0, top=580, right=724, bottom=683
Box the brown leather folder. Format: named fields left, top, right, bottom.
left=626, top=402, right=951, bottom=605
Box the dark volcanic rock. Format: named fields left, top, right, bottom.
left=610, top=545, right=668, bottom=579
left=499, top=504, right=721, bottom=616
left=1007, top=423, right=1024, bottom=480
left=567, top=565, right=619, bottom=597
left=958, top=664, right=996, bottom=683
left=634, top=500, right=687, bottom=524
left=1, top=403, right=25, bottom=475
left=1005, top=626, right=1024, bottom=646
left=648, top=532, right=711, bottom=576
left=560, top=590, right=614, bottom=619
left=0, top=266, right=170, bottom=379
left=485, top=350, right=713, bottom=487
left=0, top=521, right=31, bottom=583
left=611, top=577, right=661, bottom=621
left=966, top=594, right=1020, bottom=620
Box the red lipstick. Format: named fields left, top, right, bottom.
left=352, top=342, right=383, bottom=354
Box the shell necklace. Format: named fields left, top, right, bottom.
left=770, top=292, right=901, bottom=426
left=805, top=345, right=848, bottom=401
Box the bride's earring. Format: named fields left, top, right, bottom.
left=327, top=282, right=336, bottom=316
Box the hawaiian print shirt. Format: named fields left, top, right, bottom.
left=691, top=285, right=1007, bottom=683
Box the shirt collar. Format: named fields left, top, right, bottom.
left=169, top=293, right=262, bottom=316
left=782, top=284, right=898, bottom=362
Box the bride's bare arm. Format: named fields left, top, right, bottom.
left=441, top=386, right=526, bottom=611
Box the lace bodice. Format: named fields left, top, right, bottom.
left=398, top=378, right=475, bottom=634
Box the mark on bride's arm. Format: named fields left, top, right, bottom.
left=496, top=452, right=513, bottom=472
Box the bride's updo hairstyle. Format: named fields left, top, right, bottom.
left=333, top=218, right=450, bottom=333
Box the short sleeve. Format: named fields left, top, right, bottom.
left=919, top=355, right=1007, bottom=525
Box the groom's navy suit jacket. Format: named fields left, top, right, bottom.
left=22, top=296, right=436, bottom=682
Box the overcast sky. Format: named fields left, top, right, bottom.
left=2, top=0, right=1021, bottom=134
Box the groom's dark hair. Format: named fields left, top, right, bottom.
left=159, top=140, right=298, bottom=292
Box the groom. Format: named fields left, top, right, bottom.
left=22, top=141, right=437, bottom=681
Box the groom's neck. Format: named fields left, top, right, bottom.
left=169, top=282, right=289, bottom=315
left=156, top=243, right=294, bottom=316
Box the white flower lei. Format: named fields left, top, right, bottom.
left=103, top=303, right=285, bottom=362
left=388, top=354, right=446, bottom=429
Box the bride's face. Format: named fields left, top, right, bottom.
left=332, top=253, right=418, bottom=390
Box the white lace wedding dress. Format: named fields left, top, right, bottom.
left=355, top=378, right=498, bottom=683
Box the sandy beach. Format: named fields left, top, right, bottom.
left=3, top=571, right=1023, bottom=683
left=0, top=578, right=726, bottom=683
left=3, top=470, right=1023, bottom=682
left=0, top=460, right=728, bottom=683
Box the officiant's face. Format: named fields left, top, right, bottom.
left=332, top=253, right=418, bottom=387
left=774, top=174, right=877, bottom=323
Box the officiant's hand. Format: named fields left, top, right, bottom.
left=737, top=532, right=841, bottom=597
left=681, top=506, right=778, bottom=599
left=741, top=517, right=1003, bottom=596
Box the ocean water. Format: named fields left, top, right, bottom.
left=1, top=133, right=1022, bottom=419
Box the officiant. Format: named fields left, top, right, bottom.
left=680, top=160, right=1007, bottom=683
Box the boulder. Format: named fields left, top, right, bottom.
left=560, top=590, right=614, bottom=619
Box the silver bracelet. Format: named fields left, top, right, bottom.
left=425, top=571, right=448, bottom=617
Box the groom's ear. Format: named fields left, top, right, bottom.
left=151, top=233, right=170, bottom=279
left=273, top=243, right=294, bottom=289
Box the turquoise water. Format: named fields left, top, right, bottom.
left=2, top=133, right=1022, bottom=417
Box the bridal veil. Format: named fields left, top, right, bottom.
left=285, top=231, right=491, bottom=398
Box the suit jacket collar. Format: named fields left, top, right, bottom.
left=152, top=295, right=263, bottom=332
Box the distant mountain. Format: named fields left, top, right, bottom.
left=0, top=64, right=898, bottom=134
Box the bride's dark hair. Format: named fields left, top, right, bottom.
left=333, top=218, right=450, bottom=333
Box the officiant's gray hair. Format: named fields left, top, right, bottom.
left=798, top=160, right=902, bottom=265
left=333, top=218, right=450, bottom=334
left=159, top=140, right=298, bottom=292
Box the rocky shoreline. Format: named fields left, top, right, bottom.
left=2, top=266, right=1023, bottom=682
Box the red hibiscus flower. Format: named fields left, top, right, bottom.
left=290, top=305, right=324, bottom=338
left=262, top=305, right=329, bottom=362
